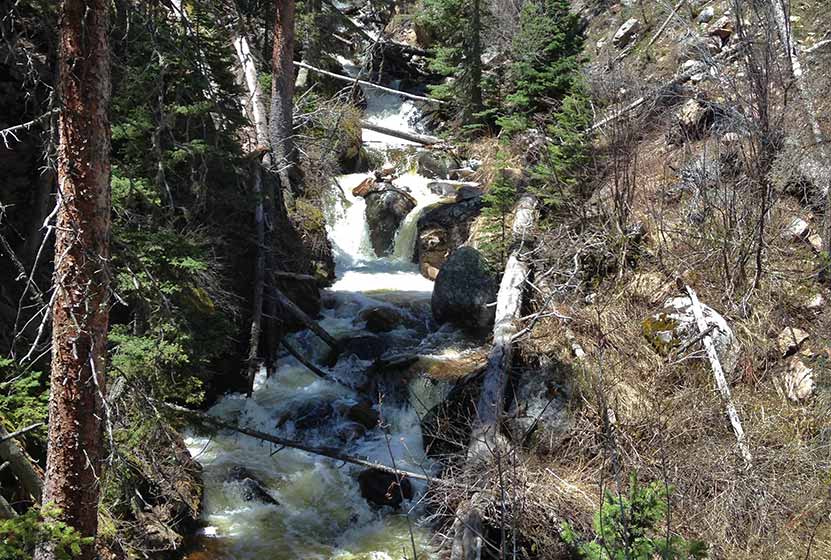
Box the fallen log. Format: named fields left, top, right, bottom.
left=0, top=425, right=43, bottom=503
left=685, top=285, right=752, bottom=466
left=360, top=120, right=442, bottom=145
left=294, top=61, right=446, bottom=105
left=169, top=404, right=429, bottom=482
left=269, top=280, right=341, bottom=354
left=280, top=338, right=353, bottom=388
left=0, top=423, right=44, bottom=444
left=451, top=194, right=537, bottom=560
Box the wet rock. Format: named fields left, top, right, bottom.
left=778, top=327, right=809, bottom=357
left=357, top=469, right=413, bottom=508
left=415, top=150, right=452, bottom=179
left=449, top=168, right=476, bottom=180
left=359, top=305, right=404, bottom=332
left=432, top=247, right=497, bottom=331
left=421, top=371, right=483, bottom=463
left=345, top=399, right=380, bottom=429
left=784, top=358, right=815, bottom=402
left=352, top=176, right=376, bottom=197
left=227, top=466, right=279, bottom=506
left=643, top=296, right=740, bottom=375
left=277, top=400, right=335, bottom=431
left=342, top=334, right=387, bottom=360
left=415, top=197, right=484, bottom=279
left=364, top=186, right=417, bottom=256
left=613, top=18, right=641, bottom=48
left=336, top=421, right=367, bottom=442
left=427, top=180, right=482, bottom=198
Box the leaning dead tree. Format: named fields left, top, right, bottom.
left=36, top=1, right=111, bottom=559
left=767, top=0, right=831, bottom=254
left=233, top=32, right=271, bottom=396
left=685, top=285, right=752, bottom=466
left=451, top=194, right=537, bottom=560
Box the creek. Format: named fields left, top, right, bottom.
left=183, top=63, right=479, bottom=560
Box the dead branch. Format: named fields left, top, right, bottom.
left=685, top=285, right=752, bottom=466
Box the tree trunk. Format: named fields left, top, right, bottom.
left=37, top=1, right=111, bottom=559
left=464, top=0, right=483, bottom=124
left=451, top=195, right=536, bottom=560
left=233, top=33, right=271, bottom=396
left=270, top=0, right=297, bottom=199
left=359, top=120, right=442, bottom=145
left=768, top=0, right=831, bottom=255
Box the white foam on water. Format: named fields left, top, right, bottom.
left=185, top=53, right=457, bottom=560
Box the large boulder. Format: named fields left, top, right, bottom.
left=613, top=18, right=641, bottom=48
left=642, top=295, right=740, bottom=376
left=357, top=469, right=413, bottom=508
left=431, top=247, right=497, bottom=331
left=415, top=150, right=456, bottom=179
left=416, top=197, right=484, bottom=279
left=364, top=186, right=417, bottom=256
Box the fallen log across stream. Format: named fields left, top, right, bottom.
left=168, top=403, right=430, bottom=482
left=293, top=61, right=446, bottom=106
left=450, top=194, right=537, bottom=560
left=359, top=120, right=442, bottom=145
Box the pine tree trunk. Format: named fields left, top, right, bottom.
left=37, top=1, right=111, bottom=558
left=270, top=0, right=297, bottom=200
left=464, top=0, right=482, bottom=123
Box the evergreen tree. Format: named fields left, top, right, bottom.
left=497, top=0, right=583, bottom=133
left=562, top=474, right=708, bottom=560
left=418, top=0, right=485, bottom=126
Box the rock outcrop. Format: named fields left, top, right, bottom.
left=431, top=247, right=497, bottom=331
left=363, top=185, right=417, bottom=256
left=643, top=296, right=740, bottom=376
left=415, top=197, right=484, bottom=279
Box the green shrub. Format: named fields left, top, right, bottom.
left=563, top=474, right=708, bottom=560
left=0, top=505, right=91, bottom=560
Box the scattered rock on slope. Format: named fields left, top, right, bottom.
left=613, top=18, right=641, bottom=48
left=507, top=357, right=573, bottom=451
left=431, top=247, right=497, bottom=331
left=643, top=296, right=740, bottom=376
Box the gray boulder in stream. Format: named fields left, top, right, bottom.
left=364, top=186, right=417, bottom=256
left=431, top=247, right=497, bottom=331
left=227, top=466, right=280, bottom=506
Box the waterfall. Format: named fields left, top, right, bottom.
left=183, top=54, right=469, bottom=560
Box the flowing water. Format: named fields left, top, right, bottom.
left=183, top=62, right=476, bottom=560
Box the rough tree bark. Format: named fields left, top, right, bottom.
left=36, top=1, right=111, bottom=558
left=451, top=195, right=537, bottom=560
left=464, top=0, right=483, bottom=124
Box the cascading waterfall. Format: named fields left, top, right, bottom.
left=183, top=55, right=472, bottom=560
